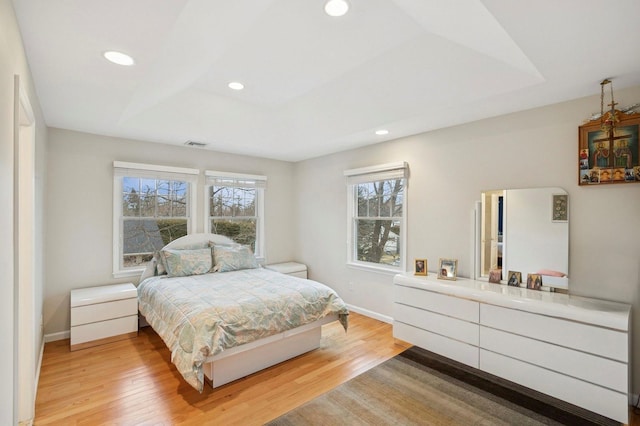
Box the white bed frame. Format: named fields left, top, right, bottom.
left=143, top=233, right=341, bottom=389
left=203, top=314, right=337, bottom=388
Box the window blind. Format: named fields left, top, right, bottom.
left=344, top=161, right=408, bottom=185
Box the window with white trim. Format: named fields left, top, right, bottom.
left=345, top=162, right=408, bottom=271
left=205, top=171, right=266, bottom=259
left=113, top=161, right=198, bottom=277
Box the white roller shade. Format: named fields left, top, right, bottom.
left=344, top=161, right=408, bottom=185
left=114, top=161, right=199, bottom=182
left=205, top=170, right=267, bottom=189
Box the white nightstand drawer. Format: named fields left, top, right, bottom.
left=71, top=297, right=137, bottom=326
left=71, top=316, right=138, bottom=346
left=70, top=283, right=138, bottom=351
left=265, top=262, right=307, bottom=279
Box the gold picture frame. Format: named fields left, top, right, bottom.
left=578, top=111, right=640, bottom=185
left=437, top=258, right=457, bottom=281
left=414, top=259, right=427, bottom=276
left=526, top=273, right=543, bottom=290
left=507, top=270, right=522, bottom=287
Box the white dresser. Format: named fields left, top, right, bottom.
left=70, top=283, right=138, bottom=351
left=393, top=273, right=631, bottom=424
left=265, top=262, right=308, bottom=279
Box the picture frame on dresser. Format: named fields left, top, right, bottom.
left=414, top=259, right=427, bottom=276
left=437, top=258, right=457, bottom=280
left=526, top=273, right=542, bottom=290
left=507, top=271, right=521, bottom=287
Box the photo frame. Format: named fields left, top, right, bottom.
left=507, top=271, right=522, bottom=287
left=552, top=194, right=568, bottom=222
left=437, top=258, right=457, bottom=281
left=488, top=269, right=501, bottom=284
left=578, top=111, right=640, bottom=186
left=526, top=273, right=542, bottom=290
left=414, top=259, right=427, bottom=276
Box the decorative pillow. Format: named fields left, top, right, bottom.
left=161, top=248, right=213, bottom=277
left=212, top=244, right=259, bottom=273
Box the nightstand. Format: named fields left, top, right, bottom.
left=265, top=262, right=308, bottom=279
left=70, top=283, right=138, bottom=351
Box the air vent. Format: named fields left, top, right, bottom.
left=184, top=140, right=207, bottom=147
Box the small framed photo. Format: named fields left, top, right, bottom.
left=552, top=194, right=568, bottom=222
left=526, top=273, right=543, bottom=290
left=488, top=269, right=502, bottom=284
left=437, top=258, right=458, bottom=281
left=414, top=259, right=427, bottom=276
left=507, top=271, right=522, bottom=287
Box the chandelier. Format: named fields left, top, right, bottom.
left=599, top=79, right=619, bottom=133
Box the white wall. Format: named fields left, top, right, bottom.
left=0, top=0, right=48, bottom=423
left=44, top=128, right=296, bottom=335
left=294, top=85, right=640, bottom=394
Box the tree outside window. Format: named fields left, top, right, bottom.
left=355, top=179, right=404, bottom=267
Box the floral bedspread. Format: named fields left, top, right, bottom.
left=137, top=268, right=349, bottom=391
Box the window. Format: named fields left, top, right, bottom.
left=205, top=171, right=266, bottom=259
left=113, top=161, right=198, bottom=277
left=345, top=162, right=408, bottom=272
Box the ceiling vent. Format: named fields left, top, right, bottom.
left=184, top=140, right=207, bottom=147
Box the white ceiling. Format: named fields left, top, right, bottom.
left=12, top=0, right=640, bottom=161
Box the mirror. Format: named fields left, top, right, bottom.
left=475, top=187, right=569, bottom=290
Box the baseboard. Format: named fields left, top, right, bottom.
left=34, top=339, right=44, bottom=398
left=44, top=330, right=69, bottom=343
left=346, top=304, right=392, bottom=324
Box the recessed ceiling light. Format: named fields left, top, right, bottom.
left=325, top=0, right=349, bottom=17
left=228, top=82, right=245, bottom=90
left=375, top=129, right=389, bottom=136
left=103, top=50, right=135, bottom=66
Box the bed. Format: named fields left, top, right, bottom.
left=137, top=233, right=349, bottom=391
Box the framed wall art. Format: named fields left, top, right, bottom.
left=578, top=111, right=640, bottom=185
left=552, top=194, right=568, bottom=222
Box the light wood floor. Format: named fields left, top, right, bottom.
left=35, top=312, right=409, bottom=425
left=35, top=313, right=640, bottom=425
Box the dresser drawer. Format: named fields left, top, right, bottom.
left=394, top=322, right=479, bottom=368
left=480, top=304, right=627, bottom=362
left=71, top=297, right=137, bottom=326
left=395, top=303, right=478, bottom=346
left=395, top=284, right=479, bottom=323
left=480, top=350, right=628, bottom=424
left=480, top=326, right=627, bottom=392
